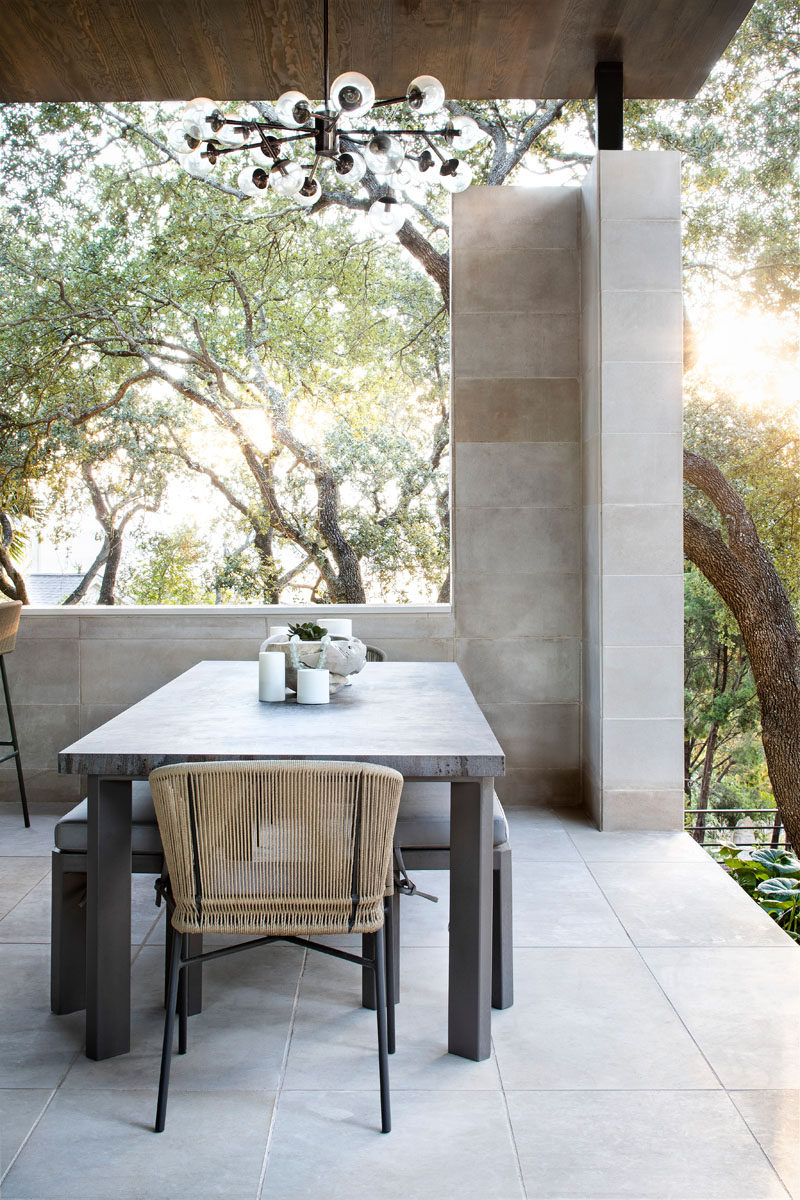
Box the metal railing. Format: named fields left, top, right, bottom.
left=685, top=806, right=785, bottom=849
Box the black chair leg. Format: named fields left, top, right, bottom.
left=384, top=898, right=396, bottom=1055
left=156, top=924, right=182, bottom=1133
left=0, top=655, right=29, bottom=827
left=178, top=934, right=188, bottom=1054
left=373, top=926, right=391, bottom=1134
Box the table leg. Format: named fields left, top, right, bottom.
left=448, top=778, right=493, bottom=1060
left=86, top=777, right=132, bottom=1060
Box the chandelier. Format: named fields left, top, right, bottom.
left=164, top=0, right=484, bottom=234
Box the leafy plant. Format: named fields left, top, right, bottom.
left=288, top=621, right=328, bottom=642
left=718, top=844, right=800, bottom=941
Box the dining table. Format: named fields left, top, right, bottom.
left=57, top=659, right=506, bottom=1063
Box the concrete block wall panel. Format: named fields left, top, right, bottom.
left=452, top=186, right=583, bottom=809
left=580, top=151, right=685, bottom=830
left=0, top=606, right=454, bottom=804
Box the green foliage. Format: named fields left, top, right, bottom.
left=718, top=843, right=800, bottom=941
left=121, top=525, right=212, bottom=605
left=626, top=0, right=800, bottom=312
left=288, top=621, right=328, bottom=642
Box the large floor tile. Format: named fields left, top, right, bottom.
left=643, top=947, right=800, bottom=1088
left=590, top=859, right=791, bottom=947
left=398, top=870, right=450, bottom=946
left=730, top=1089, right=800, bottom=1198
left=263, top=1089, right=523, bottom=1200
left=63, top=943, right=303, bottom=1093
left=512, top=860, right=630, bottom=946
left=506, top=1090, right=788, bottom=1198
left=506, top=826, right=583, bottom=863
left=0, top=804, right=70, bottom=856
left=492, top=948, right=718, bottom=1090
left=0, top=873, right=163, bottom=947
left=0, top=1088, right=52, bottom=1175
left=1, top=1088, right=273, bottom=1199
left=567, top=826, right=711, bottom=863
left=0, top=858, right=49, bottom=920
left=284, top=946, right=499, bottom=1092
left=0, top=946, right=83, bottom=1086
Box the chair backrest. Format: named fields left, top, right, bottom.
left=149, top=760, right=403, bottom=938
left=365, top=645, right=387, bottom=662
left=0, top=600, right=22, bottom=655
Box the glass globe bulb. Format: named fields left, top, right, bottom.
left=368, top=197, right=406, bottom=236
left=447, top=115, right=483, bottom=152
left=363, top=133, right=405, bottom=175
left=406, top=74, right=445, bottom=115
left=166, top=121, right=197, bottom=155
left=215, top=108, right=255, bottom=147
left=237, top=165, right=269, bottom=197
left=181, top=98, right=218, bottom=142
left=275, top=91, right=313, bottom=128
left=335, top=151, right=367, bottom=182
left=185, top=146, right=214, bottom=177
left=269, top=160, right=305, bottom=197
left=439, top=158, right=473, bottom=193
left=389, top=159, right=419, bottom=190
left=330, top=71, right=376, bottom=118
left=295, top=177, right=321, bottom=207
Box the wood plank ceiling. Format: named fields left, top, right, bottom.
left=0, top=0, right=755, bottom=103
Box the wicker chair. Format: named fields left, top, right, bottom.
left=365, top=644, right=387, bottom=662
left=0, top=600, right=29, bottom=826
left=149, top=759, right=403, bottom=1134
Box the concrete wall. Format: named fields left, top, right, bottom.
left=451, top=187, right=582, bottom=809
left=580, top=152, right=684, bottom=829
left=1, top=156, right=684, bottom=826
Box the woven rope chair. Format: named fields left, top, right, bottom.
left=0, top=601, right=29, bottom=826
left=365, top=644, right=387, bottom=662
left=149, top=759, right=403, bottom=1134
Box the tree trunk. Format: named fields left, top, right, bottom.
left=693, top=721, right=719, bottom=845
left=253, top=529, right=280, bottom=604
left=683, top=448, right=800, bottom=855
left=98, top=532, right=122, bottom=605
left=0, top=542, right=30, bottom=603
left=315, top=470, right=366, bottom=603
left=63, top=543, right=110, bottom=605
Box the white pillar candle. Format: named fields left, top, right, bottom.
left=296, top=668, right=330, bottom=704
left=324, top=618, right=352, bottom=638
left=268, top=624, right=290, bottom=638
left=258, top=651, right=286, bottom=702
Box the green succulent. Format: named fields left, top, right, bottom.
left=288, top=621, right=328, bottom=642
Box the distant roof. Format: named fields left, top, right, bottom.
left=1, top=1, right=755, bottom=103
left=26, top=574, right=84, bottom=606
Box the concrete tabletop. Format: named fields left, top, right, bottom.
left=58, top=660, right=505, bottom=779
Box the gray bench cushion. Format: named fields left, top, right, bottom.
left=395, top=782, right=508, bottom=849
left=54, top=782, right=162, bottom=855
left=53, top=780, right=508, bottom=855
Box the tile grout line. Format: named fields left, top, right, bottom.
left=726, top=1095, right=795, bottom=1200
left=0, top=1039, right=85, bottom=1190
left=0, top=862, right=53, bottom=927
left=491, top=1036, right=529, bottom=1200
left=256, top=947, right=307, bottom=1200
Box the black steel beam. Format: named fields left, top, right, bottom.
left=595, top=62, right=624, bottom=150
